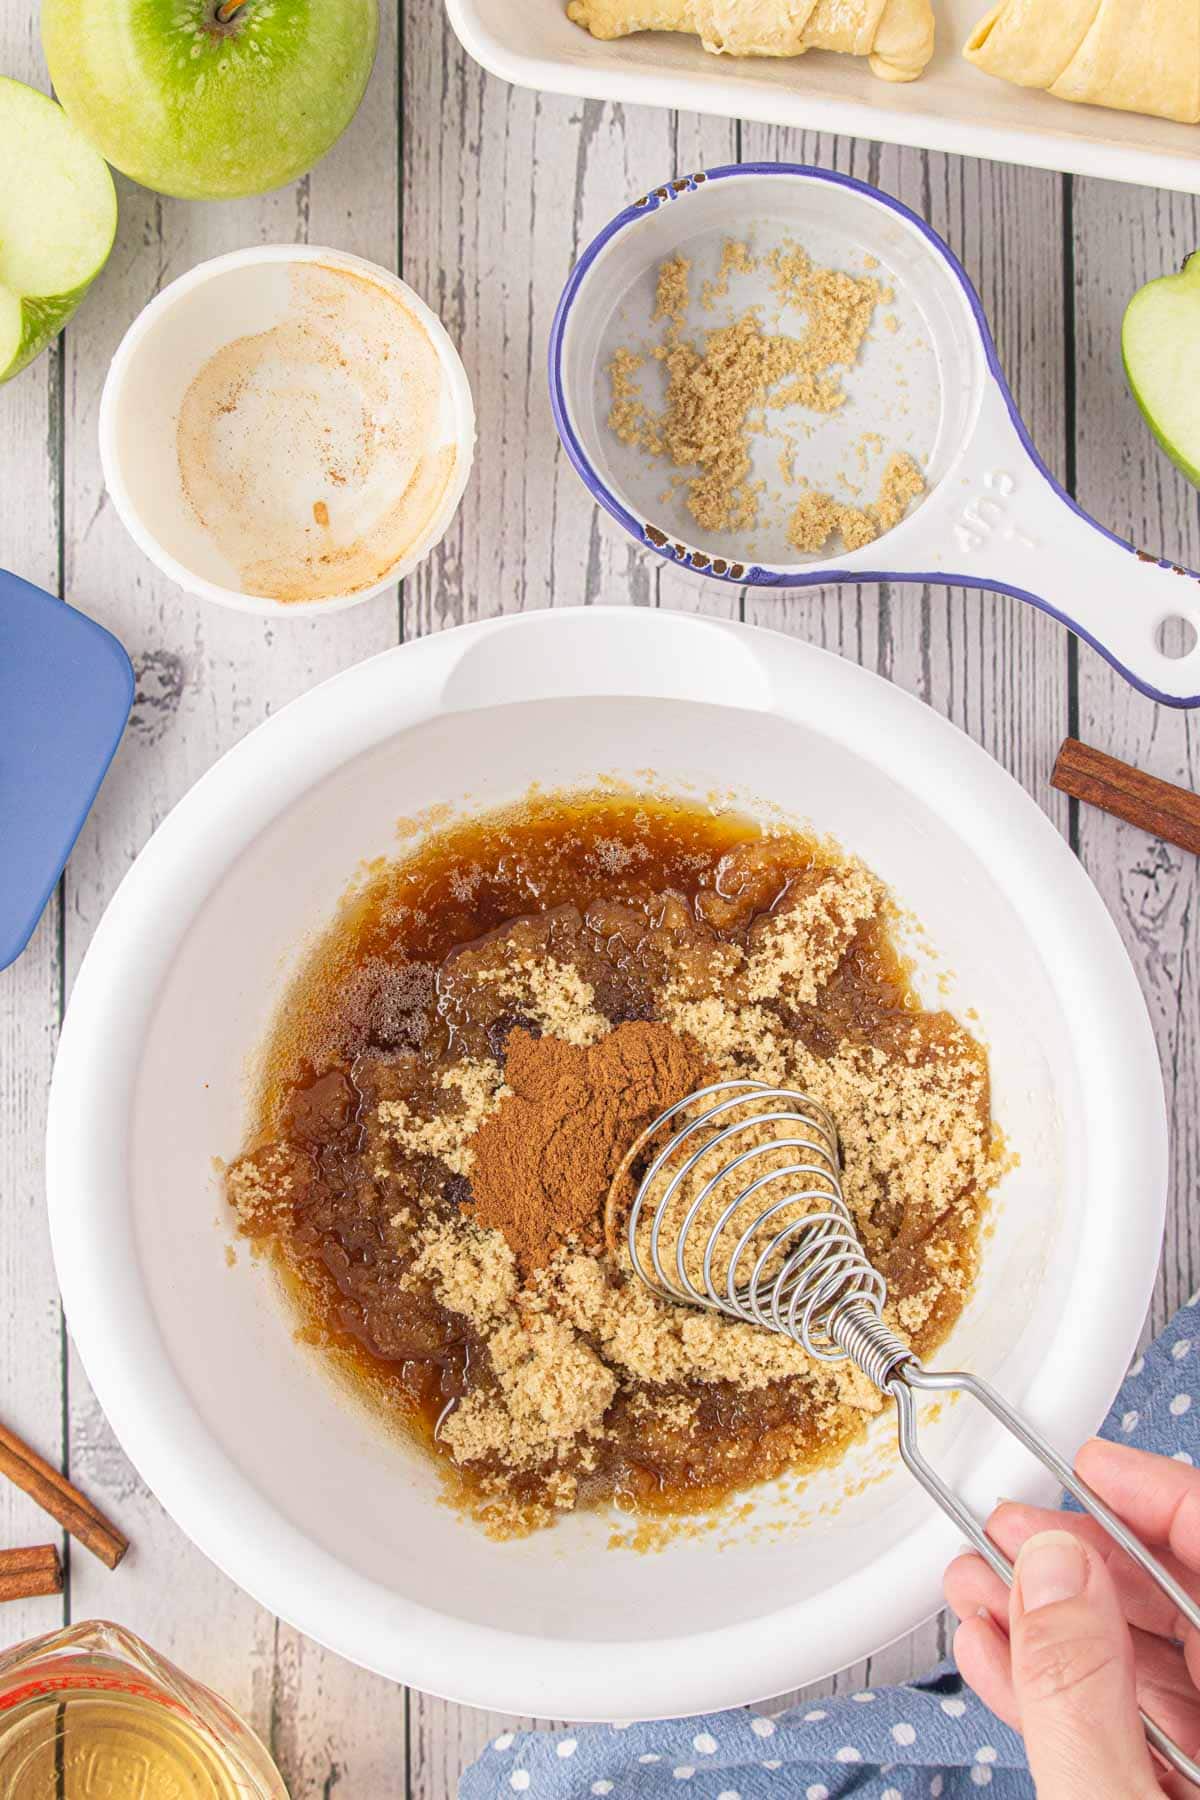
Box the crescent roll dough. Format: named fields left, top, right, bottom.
left=567, top=0, right=935, bottom=82
left=965, top=0, right=1200, bottom=124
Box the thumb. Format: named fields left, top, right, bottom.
left=1009, top=1529, right=1159, bottom=1799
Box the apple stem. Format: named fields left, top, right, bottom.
left=215, top=0, right=247, bottom=19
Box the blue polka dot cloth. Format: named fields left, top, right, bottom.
left=461, top=1298, right=1200, bottom=1799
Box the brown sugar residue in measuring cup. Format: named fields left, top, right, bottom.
left=787, top=450, right=925, bottom=554
left=226, top=792, right=1001, bottom=1538
left=607, top=239, right=926, bottom=553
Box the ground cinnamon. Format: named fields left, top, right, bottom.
left=469, top=1021, right=713, bottom=1268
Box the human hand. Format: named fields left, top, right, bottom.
left=945, top=1439, right=1200, bottom=1798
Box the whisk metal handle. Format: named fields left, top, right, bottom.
left=620, top=1079, right=1200, bottom=1782
left=860, top=1323, right=1200, bottom=1788
left=895, top=1361, right=1200, bottom=1634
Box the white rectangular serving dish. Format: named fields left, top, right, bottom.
left=446, top=0, right=1200, bottom=194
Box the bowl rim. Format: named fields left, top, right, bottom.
left=46, top=606, right=1167, bottom=1718
left=98, top=244, right=476, bottom=618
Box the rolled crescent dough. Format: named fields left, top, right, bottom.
left=965, top=0, right=1200, bottom=124
left=567, top=0, right=936, bottom=83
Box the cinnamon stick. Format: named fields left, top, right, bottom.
left=0, top=1544, right=63, bottom=1603
left=0, top=1421, right=128, bottom=1570
left=1051, top=738, right=1200, bottom=857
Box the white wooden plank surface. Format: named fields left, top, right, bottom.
left=0, top=0, right=69, bottom=1657
left=1071, top=177, right=1200, bottom=1341
left=51, top=9, right=409, bottom=1794
left=0, top=3, right=1196, bottom=1793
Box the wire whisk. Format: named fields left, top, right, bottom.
left=608, top=1079, right=1200, bottom=1790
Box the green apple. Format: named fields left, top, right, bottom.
left=0, top=79, right=116, bottom=385
left=42, top=0, right=378, bottom=201
left=1123, top=251, right=1200, bottom=487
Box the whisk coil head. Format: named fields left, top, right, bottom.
left=610, top=1079, right=888, bottom=1365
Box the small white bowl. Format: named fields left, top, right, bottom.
left=45, top=607, right=1166, bottom=1719
left=100, top=246, right=475, bottom=617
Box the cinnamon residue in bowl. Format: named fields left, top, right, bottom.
left=227, top=792, right=1000, bottom=1537
left=470, top=1023, right=712, bottom=1269
left=177, top=262, right=456, bottom=604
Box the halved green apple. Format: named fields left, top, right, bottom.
left=0, top=77, right=117, bottom=385
left=1123, top=251, right=1200, bottom=488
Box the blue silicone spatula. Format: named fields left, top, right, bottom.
left=0, top=569, right=134, bottom=970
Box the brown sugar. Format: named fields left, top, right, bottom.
left=654, top=311, right=846, bottom=532
left=439, top=1314, right=616, bottom=1473
left=746, top=859, right=880, bottom=1002
left=610, top=302, right=864, bottom=535
left=701, top=239, right=757, bottom=310
left=607, top=237, right=927, bottom=549
left=606, top=347, right=660, bottom=455
left=607, top=239, right=884, bottom=536
left=874, top=449, right=926, bottom=532
left=227, top=792, right=1000, bottom=1538
left=376, top=1057, right=507, bottom=1175
left=788, top=489, right=875, bottom=555
left=652, top=253, right=691, bottom=330
left=787, top=451, right=926, bottom=555
left=767, top=246, right=880, bottom=373
left=469, top=1021, right=713, bottom=1269
left=406, top=1216, right=517, bottom=1328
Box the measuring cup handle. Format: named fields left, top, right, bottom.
left=921, top=379, right=1200, bottom=707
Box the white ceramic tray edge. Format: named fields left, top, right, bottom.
left=445, top=0, right=1200, bottom=196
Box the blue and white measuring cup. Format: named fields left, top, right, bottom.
left=550, top=161, right=1200, bottom=708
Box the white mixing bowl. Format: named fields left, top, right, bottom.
left=46, top=607, right=1166, bottom=1720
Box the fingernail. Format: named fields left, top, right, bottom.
left=1015, top=1530, right=1087, bottom=1611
